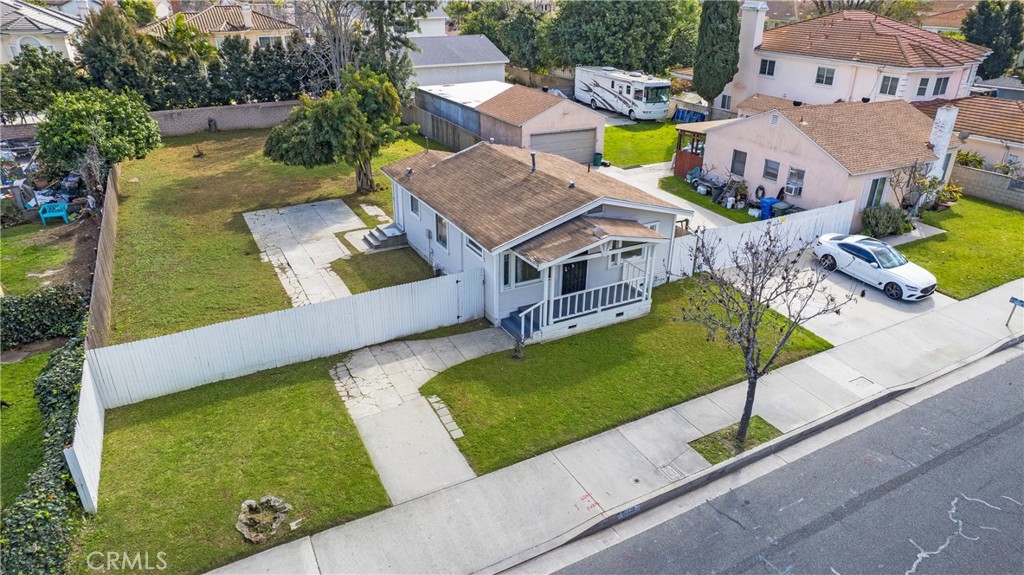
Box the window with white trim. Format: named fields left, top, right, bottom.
left=410, top=195, right=420, bottom=217
left=815, top=67, right=835, bottom=86
left=720, top=94, right=732, bottom=110
left=759, top=59, right=776, bottom=76
left=763, top=159, right=780, bottom=181
left=933, top=77, right=950, bottom=96
left=435, top=214, right=448, bottom=250
left=258, top=36, right=283, bottom=47
left=865, top=176, right=886, bottom=207
left=879, top=76, right=899, bottom=96
left=502, top=253, right=540, bottom=288
left=730, top=149, right=747, bottom=176
left=466, top=237, right=483, bottom=258
left=916, top=77, right=929, bottom=97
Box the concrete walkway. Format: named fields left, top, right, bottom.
left=330, top=329, right=514, bottom=505
left=209, top=279, right=1023, bottom=575
left=598, top=162, right=739, bottom=229
left=243, top=200, right=365, bottom=306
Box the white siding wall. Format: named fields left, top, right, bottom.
left=412, top=63, right=506, bottom=86
left=590, top=206, right=676, bottom=283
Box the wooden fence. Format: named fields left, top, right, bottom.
left=84, top=166, right=120, bottom=349
left=64, top=360, right=104, bottom=513
left=669, top=201, right=856, bottom=276
left=403, top=105, right=481, bottom=152
left=85, top=269, right=485, bottom=409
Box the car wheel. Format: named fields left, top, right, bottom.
left=884, top=282, right=903, bottom=300
left=820, top=254, right=837, bottom=271
left=591, top=99, right=597, bottom=110
left=628, top=109, right=636, bottom=121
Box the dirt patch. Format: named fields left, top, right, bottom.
left=1, top=337, right=68, bottom=364
left=12, top=219, right=100, bottom=291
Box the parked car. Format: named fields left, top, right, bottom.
left=814, top=234, right=937, bottom=301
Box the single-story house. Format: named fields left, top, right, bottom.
left=408, top=34, right=508, bottom=86
left=915, top=96, right=1024, bottom=167
left=408, top=5, right=446, bottom=38
left=381, top=143, right=693, bottom=342
left=695, top=94, right=959, bottom=230
left=0, top=0, right=81, bottom=64
left=416, top=81, right=605, bottom=164
left=972, top=76, right=1024, bottom=101
left=141, top=3, right=297, bottom=49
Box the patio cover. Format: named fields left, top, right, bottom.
left=514, top=216, right=666, bottom=268
left=675, top=118, right=740, bottom=135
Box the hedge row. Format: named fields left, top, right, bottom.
left=0, top=334, right=86, bottom=574
left=0, top=285, right=89, bottom=351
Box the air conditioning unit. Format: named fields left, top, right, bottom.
left=785, top=184, right=803, bottom=196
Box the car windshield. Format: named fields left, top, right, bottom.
left=859, top=239, right=908, bottom=269
left=645, top=86, right=670, bottom=104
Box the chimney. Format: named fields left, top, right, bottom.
left=77, top=0, right=89, bottom=20
left=732, top=2, right=770, bottom=105
left=925, top=105, right=959, bottom=181
left=241, top=3, right=254, bottom=29
left=530, top=152, right=536, bottom=173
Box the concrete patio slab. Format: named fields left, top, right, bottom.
left=554, top=429, right=672, bottom=510
left=353, top=397, right=475, bottom=505
left=244, top=200, right=364, bottom=306
left=208, top=537, right=319, bottom=574
left=618, top=408, right=703, bottom=467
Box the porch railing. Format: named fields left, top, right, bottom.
left=550, top=277, right=646, bottom=324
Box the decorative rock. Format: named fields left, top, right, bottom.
left=235, top=495, right=293, bottom=544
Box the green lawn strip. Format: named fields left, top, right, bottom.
left=111, top=130, right=435, bottom=343
left=329, top=247, right=435, bottom=294
left=603, top=122, right=679, bottom=166
left=0, top=352, right=51, bottom=508
left=659, top=176, right=759, bottom=224
left=402, top=318, right=495, bottom=341
left=897, top=197, right=1024, bottom=300
left=70, top=354, right=389, bottom=575
left=688, top=415, right=781, bottom=465
left=421, top=282, right=831, bottom=474
left=0, top=224, right=74, bottom=295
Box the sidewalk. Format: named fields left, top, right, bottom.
left=209, top=279, right=1024, bottom=575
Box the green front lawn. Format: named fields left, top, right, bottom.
left=330, top=247, right=435, bottom=294
left=603, top=122, right=679, bottom=166
left=112, top=129, right=436, bottom=343
left=659, top=176, right=759, bottom=224
left=689, top=416, right=781, bottom=465
left=71, top=355, right=389, bottom=575
left=0, top=352, right=50, bottom=508
left=898, top=197, right=1024, bottom=300
left=420, top=282, right=831, bottom=474
left=0, top=224, right=74, bottom=295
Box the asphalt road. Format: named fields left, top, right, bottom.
left=558, top=356, right=1024, bottom=575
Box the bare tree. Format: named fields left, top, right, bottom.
left=888, top=161, right=924, bottom=210
left=304, top=0, right=362, bottom=92
left=681, top=222, right=853, bottom=447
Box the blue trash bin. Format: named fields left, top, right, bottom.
left=759, top=198, right=781, bottom=220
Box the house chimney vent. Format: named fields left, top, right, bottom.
left=530, top=152, right=536, bottom=173
left=405, top=167, right=413, bottom=176
left=568, top=180, right=575, bottom=189
left=241, top=3, right=254, bottom=29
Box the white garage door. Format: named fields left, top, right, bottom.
left=530, top=130, right=596, bottom=165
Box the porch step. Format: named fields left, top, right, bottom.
left=501, top=306, right=541, bottom=342
left=362, top=224, right=407, bottom=251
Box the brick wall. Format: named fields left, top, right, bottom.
left=0, top=100, right=299, bottom=141
left=951, top=164, right=1024, bottom=210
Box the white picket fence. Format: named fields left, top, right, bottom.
left=64, top=360, right=104, bottom=513
left=669, top=201, right=856, bottom=276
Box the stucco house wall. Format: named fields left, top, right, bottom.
left=962, top=137, right=1024, bottom=167
left=521, top=100, right=606, bottom=153
left=412, top=63, right=506, bottom=87
left=1, top=33, right=75, bottom=63
left=409, top=17, right=445, bottom=38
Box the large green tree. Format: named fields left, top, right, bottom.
left=0, top=47, right=83, bottom=123
left=963, top=0, right=1024, bottom=79
left=264, top=67, right=407, bottom=195
left=810, top=0, right=926, bottom=24
left=144, top=13, right=216, bottom=63
left=359, top=0, right=439, bottom=103
left=666, top=0, right=701, bottom=69
left=250, top=41, right=298, bottom=102
left=119, top=0, right=158, bottom=26
left=37, top=89, right=160, bottom=196
left=541, top=0, right=678, bottom=73
left=692, top=0, right=740, bottom=115
left=151, top=56, right=209, bottom=110
left=218, top=36, right=253, bottom=103
left=73, top=4, right=155, bottom=100
left=461, top=0, right=544, bottom=70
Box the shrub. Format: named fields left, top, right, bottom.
left=955, top=149, right=984, bottom=169
left=0, top=285, right=88, bottom=351
left=861, top=204, right=912, bottom=238
left=0, top=335, right=86, bottom=574
left=935, top=181, right=964, bottom=204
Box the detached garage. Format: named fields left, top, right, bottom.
left=414, top=82, right=605, bottom=164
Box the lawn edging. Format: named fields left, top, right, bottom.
left=481, top=331, right=1024, bottom=575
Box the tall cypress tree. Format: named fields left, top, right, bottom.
left=73, top=4, right=155, bottom=103
left=218, top=36, right=252, bottom=103
left=963, top=0, right=1024, bottom=79
left=692, top=0, right=740, bottom=116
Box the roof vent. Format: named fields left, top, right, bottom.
left=568, top=180, right=575, bottom=189
left=530, top=152, right=536, bottom=173
left=793, top=101, right=803, bottom=106
left=405, top=167, right=413, bottom=176
left=630, top=72, right=642, bottom=77
left=959, top=131, right=971, bottom=140
left=602, top=66, right=616, bottom=71
left=489, top=137, right=494, bottom=144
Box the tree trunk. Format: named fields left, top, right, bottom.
left=355, top=157, right=374, bottom=195
left=735, top=374, right=758, bottom=449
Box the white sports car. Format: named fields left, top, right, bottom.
left=813, top=234, right=937, bottom=301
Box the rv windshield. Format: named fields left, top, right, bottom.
left=645, top=86, right=670, bottom=104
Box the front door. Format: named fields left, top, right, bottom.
left=561, top=260, right=588, bottom=295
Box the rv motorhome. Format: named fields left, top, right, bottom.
left=574, top=66, right=671, bottom=121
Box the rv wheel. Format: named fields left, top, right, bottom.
left=590, top=99, right=597, bottom=109
left=628, top=109, right=636, bottom=121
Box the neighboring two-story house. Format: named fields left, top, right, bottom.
left=0, top=0, right=81, bottom=64
left=714, top=1, right=991, bottom=117
left=141, top=3, right=297, bottom=49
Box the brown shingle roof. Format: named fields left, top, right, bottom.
left=474, top=85, right=565, bottom=126
left=142, top=5, right=296, bottom=37
left=381, top=144, right=679, bottom=251
left=514, top=216, right=666, bottom=266
left=759, top=10, right=989, bottom=68
left=915, top=96, right=1024, bottom=144
left=737, top=93, right=797, bottom=116
left=922, top=7, right=970, bottom=28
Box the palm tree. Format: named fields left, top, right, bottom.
left=146, top=14, right=216, bottom=63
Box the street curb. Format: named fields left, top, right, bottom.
left=481, top=331, right=1023, bottom=575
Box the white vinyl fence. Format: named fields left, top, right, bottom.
left=87, top=270, right=484, bottom=409
left=669, top=201, right=856, bottom=277
left=64, top=360, right=104, bottom=513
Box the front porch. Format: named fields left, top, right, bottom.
left=498, top=216, right=665, bottom=342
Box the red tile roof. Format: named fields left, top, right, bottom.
left=922, top=7, right=970, bottom=29
left=759, top=10, right=989, bottom=68
left=914, top=96, right=1024, bottom=144
left=142, top=5, right=296, bottom=37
